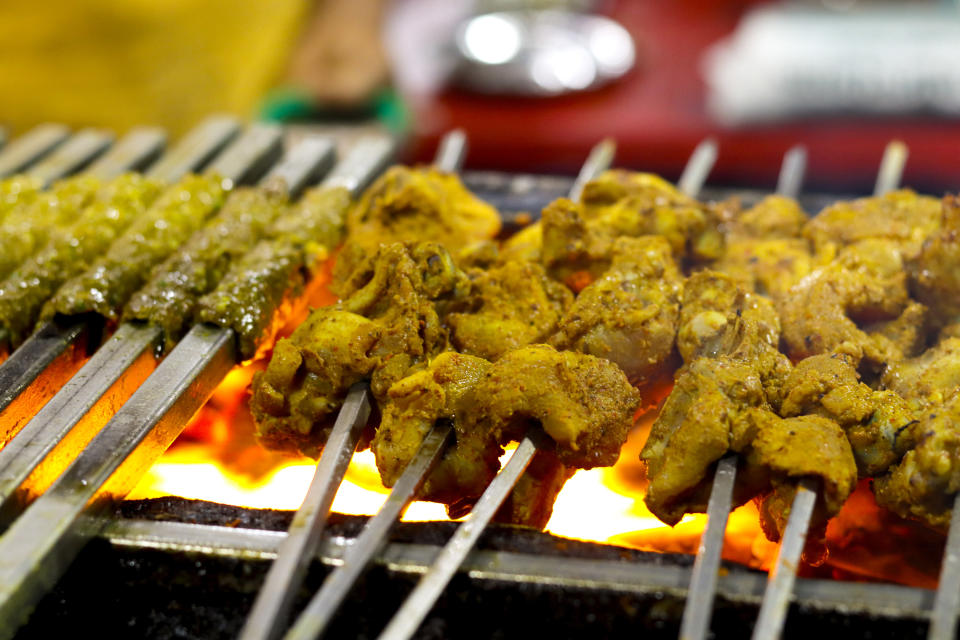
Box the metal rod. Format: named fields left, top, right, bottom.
left=84, top=127, right=167, bottom=180
left=145, top=115, right=240, bottom=183
left=97, top=518, right=936, bottom=621
left=0, top=323, right=161, bottom=525
left=569, top=138, right=616, bottom=201
left=679, top=455, right=738, bottom=640
left=0, top=122, right=276, bottom=434
left=265, top=138, right=337, bottom=198
left=0, top=135, right=397, bottom=636
left=928, top=493, right=960, bottom=639
left=0, top=135, right=326, bottom=526
left=751, top=478, right=819, bottom=640
left=874, top=140, right=908, bottom=197
left=239, top=385, right=373, bottom=640
left=240, top=130, right=462, bottom=640
left=775, top=145, right=807, bottom=200
left=378, top=435, right=539, bottom=640
left=0, top=124, right=70, bottom=178
left=678, top=143, right=808, bottom=640
left=286, top=422, right=453, bottom=640
left=677, top=138, right=719, bottom=198
left=433, top=129, right=468, bottom=175
left=0, top=322, right=236, bottom=640
left=26, top=128, right=115, bottom=188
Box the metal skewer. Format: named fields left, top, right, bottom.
left=239, top=131, right=464, bottom=640
left=679, top=144, right=807, bottom=640
left=928, top=494, right=960, bottom=640
left=0, top=116, right=240, bottom=435
left=286, top=422, right=453, bottom=640
left=677, top=138, right=719, bottom=198
left=751, top=139, right=907, bottom=640
left=0, top=133, right=332, bottom=525
left=373, top=138, right=618, bottom=640
left=0, top=135, right=395, bottom=640
left=0, top=123, right=71, bottom=179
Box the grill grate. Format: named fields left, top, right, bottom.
left=0, top=124, right=954, bottom=639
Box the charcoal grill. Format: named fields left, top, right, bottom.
left=0, top=123, right=953, bottom=640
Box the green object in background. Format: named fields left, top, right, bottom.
left=259, top=87, right=409, bottom=135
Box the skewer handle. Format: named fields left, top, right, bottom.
left=434, top=129, right=468, bottom=174
left=27, top=129, right=115, bottom=188
left=263, top=138, right=337, bottom=197
left=874, top=140, right=908, bottom=197
left=0, top=124, right=70, bottom=178
left=145, top=115, right=240, bottom=183
left=206, top=124, right=284, bottom=187
left=321, top=136, right=395, bottom=197
left=85, top=127, right=167, bottom=180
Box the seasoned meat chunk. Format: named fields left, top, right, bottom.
left=549, top=236, right=682, bottom=391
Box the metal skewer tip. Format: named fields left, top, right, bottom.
left=751, top=478, right=818, bottom=640
left=569, top=138, right=617, bottom=201
left=434, top=129, right=468, bottom=175
left=775, top=145, right=807, bottom=200
left=873, top=140, right=908, bottom=197
left=377, top=434, right=539, bottom=640
left=677, top=138, right=718, bottom=198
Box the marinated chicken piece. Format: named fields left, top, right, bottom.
left=642, top=273, right=794, bottom=524
left=908, top=195, right=960, bottom=328
left=731, top=195, right=808, bottom=239
left=804, top=189, right=942, bottom=262
left=447, top=260, right=572, bottom=361
left=540, top=170, right=723, bottom=284
left=780, top=348, right=916, bottom=476
left=374, top=351, right=501, bottom=506
left=499, top=221, right=542, bottom=264
left=641, top=356, right=772, bottom=524
left=460, top=344, right=641, bottom=470
left=747, top=411, right=857, bottom=563
left=715, top=196, right=814, bottom=297
left=549, top=236, right=682, bottom=392
left=881, top=337, right=960, bottom=410
left=779, top=238, right=922, bottom=367
left=332, top=166, right=501, bottom=293
left=676, top=271, right=780, bottom=365
left=873, top=395, right=960, bottom=529
left=252, top=243, right=465, bottom=456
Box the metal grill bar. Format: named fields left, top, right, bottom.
left=98, top=518, right=935, bottom=622
left=0, top=124, right=70, bottom=178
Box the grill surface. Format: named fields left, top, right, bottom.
left=2, top=159, right=950, bottom=638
